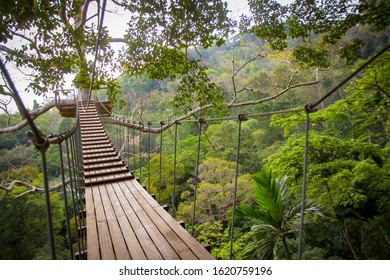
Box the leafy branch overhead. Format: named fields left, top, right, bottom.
left=0, top=0, right=389, bottom=131
left=242, top=0, right=390, bottom=67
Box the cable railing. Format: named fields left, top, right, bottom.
left=48, top=107, right=86, bottom=260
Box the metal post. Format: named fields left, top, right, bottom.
left=192, top=118, right=204, bottom=236
left=229, top=114, right=247, bottom=260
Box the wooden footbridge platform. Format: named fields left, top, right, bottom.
left=78, top=102, right=214, bottom=260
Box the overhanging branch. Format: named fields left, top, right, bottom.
left=1, top=179, right=71, bottom=199
left=0, top=99, right=58, bottom=134
left=228, top=80, right=320, bottom=108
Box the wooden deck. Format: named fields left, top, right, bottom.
left=79, top=102, right=214, bottom=260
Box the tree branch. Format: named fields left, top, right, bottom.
left=1, top=179, right=70, bottom=199
left=0, top=44, right=14, bottom=54
left=102, top=79, right=319, bottom=133
left=228, top=80, right=320, bottom=108
left=0, top=99, right=58, bottom=134
left=102, top=104, right=214, bottom=133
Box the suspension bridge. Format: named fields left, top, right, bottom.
left=71, top=101, right=214, bottom=259
left=1, top=30, right=388, bottom=260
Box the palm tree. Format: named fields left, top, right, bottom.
left=236, top=167, right=323, bottom=259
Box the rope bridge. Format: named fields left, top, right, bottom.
left=0, top=43, right=388, bottom=260
left=78, top=101, right=214, bottom=260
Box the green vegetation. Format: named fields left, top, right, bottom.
left=0, top=0, right=389, bottom=260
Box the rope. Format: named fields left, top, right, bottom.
left=229, top=114, right=247, bottom=259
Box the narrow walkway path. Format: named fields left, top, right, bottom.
left=79, top=102, right=214, bottom=260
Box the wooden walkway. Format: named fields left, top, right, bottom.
left=79, top=102, right=214, bottom=260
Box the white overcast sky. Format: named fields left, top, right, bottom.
left=2, top=0, right=295, bottom=112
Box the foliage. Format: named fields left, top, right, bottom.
left=0, top=169, right=67, bottom=259
left=242, top=0, right=390, bottom=66
left=236, top=167, right=323, bottom=259
left=176, top=158, right=253, bottom=226
left=265, top=54, right=390, bottom=259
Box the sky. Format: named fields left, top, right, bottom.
left=1, top=0, right=294, bottom=113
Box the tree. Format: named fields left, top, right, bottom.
left=265, top=54, right=390, bottom=259
left=236, top=167, right=323, bottom=260
left=0, top=0, right=324, bottom=135
left=176, top=158, right=253, bottom=227
left=241, top=0, right=390, bottom=67
left=0, top=0, right=233, bottom=132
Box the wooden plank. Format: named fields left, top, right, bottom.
left=84, top=172, right=134, bottom=187
left=99, top=184, right=131, bottom=259
left=83, top=156, right=121, bottom=165
left=112, top=183, right=163, bottom=259
left=84, top=161, right=124, bottom=171
left=123, top=181, right=197, bottom=260
left=105, top=183, right=147, bottom=260
left=85, top=187, right=100, bottom=259
left=84, top=166, right=128, bottom=178
left=117, top=181, right=180, bottom=260
left=83, top=151, right=118, bottom=160
left=126, top=180, right=214, bottom=260
left=92, top=186, right=116, bottom=259
left=129, top=184, right=198, bottom=260
left=83, top=148, right=115, bottom=155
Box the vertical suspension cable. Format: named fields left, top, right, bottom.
left=65, top=138, right=82, bottom=258
left=139, top=123, right=143, bottom=183
left=159, top=121, right=165, bottom=203
left=58, top=142, right=74, bottom=259
left=298, top=105, right=311, bottom=259
left=39, top=145, right=56, bottom=260
left=172, top=121, right=179, bottom=217
left=84, top=0, right=108, bottom=110
left=229, top=114, right=247, bottom=260
left=192, top=118, right=204, bottom=236
left=132, top=127, right=136, bottom=174
left=70, top=132, right=85, bottom=254
left=148, top=122, right=152, bottom=193
left=75, top=126, right=86, bottom=253
left=125, top=126, right=129, bottom=167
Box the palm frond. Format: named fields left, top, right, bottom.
left=252, top=167, right=284, bottom=228
left=236, top=206, right=277, bottom=226
left=243, top=230, right=277, bottom=260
